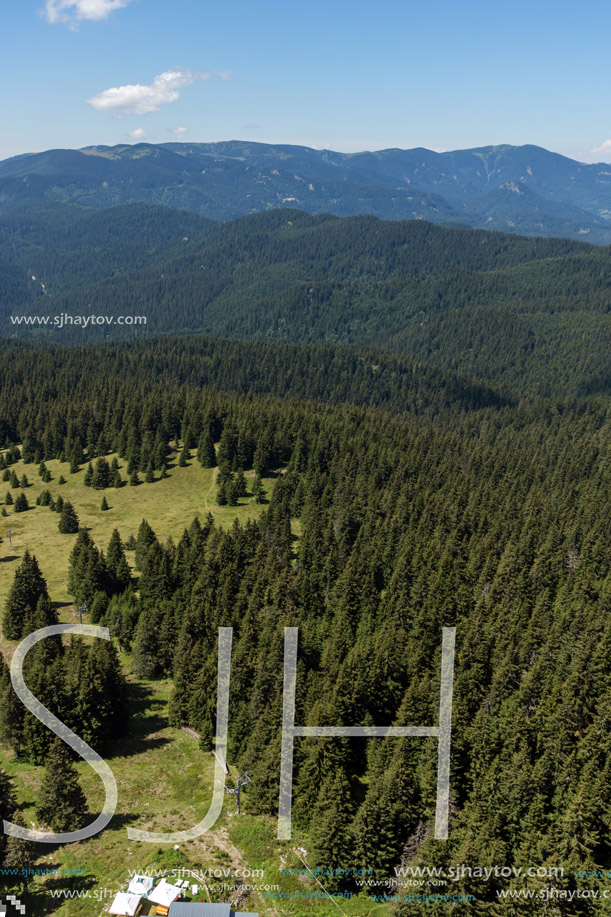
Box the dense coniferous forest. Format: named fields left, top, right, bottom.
left=0, top=331, right=610, bottom=912
left=3, top=204, right=611, bottom=396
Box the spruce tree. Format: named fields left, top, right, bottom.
left=198, top=429, right=217, bottom=468
left=58, top=474, right=66, bottom=485
left=19, top=474, right=29, bottom=488
left=13, top=493, right=28, bottom=512
left=115, top=556, right=132, bottom=592
left=101, top=495, right=109, bottom=511
left=129, top=468, right=140, bottom=486
left=308, top=768, right=356, bottom=891
left=9, top=470, right=18, bottom=488
left=2, top=550, right=49, bottom=640
left=227, top=478, right=239, bottom=506
left=235, top=467, right=248, bottom=497
left=1, top=814, right=36, bottom=891
left=135, top=519, right=157, bottom=569
left=36, top=739, right=88, bottom=833
left=70, top=439, right=83, bottom=473
left=132, top=607, right=161, bottom=678
left=4, top=491, right=12, bottom=505
left=83, top=462, right=94, bottom=487
left=58, top=501, right=79, bottom=534
left=0, top=768, right=17, bottom=851
left=145, top=463, right=155, bottom=483
left=92, top=457, right=110, bottom=490
left=252, top=473, right=265, bottom=503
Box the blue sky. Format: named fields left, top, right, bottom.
left=2, top=0, right=611, bottom=162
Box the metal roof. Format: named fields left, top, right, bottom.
left=168, top=905, right=258, bottom=917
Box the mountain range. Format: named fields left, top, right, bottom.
left=3, top=141, right=611, bottom=242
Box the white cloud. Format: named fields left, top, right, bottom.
left=171, top=127, right=188, bottom=139
left=87, top=69, right=206, bottom=117
left=129, top=128, right=147, bottom=141
left=591, top=140, right=611, bottom=158
left=43, top=0, right=131, bottom=25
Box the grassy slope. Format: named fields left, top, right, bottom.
left=0, top=455, right=389, bottom=916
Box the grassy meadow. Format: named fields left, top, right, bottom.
left=0, top=452, right=272, bottom=611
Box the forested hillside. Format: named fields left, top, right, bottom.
left=3, top=204, right=611, bottom=396
left=0, top=337, right=610, bottom=913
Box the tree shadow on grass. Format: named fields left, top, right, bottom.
left=104, top=680, right=171, bottom=760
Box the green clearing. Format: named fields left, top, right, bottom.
left=0, top=454, right=271, bottom=612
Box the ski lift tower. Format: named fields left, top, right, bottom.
left=225, top=772, right=252, bottom=815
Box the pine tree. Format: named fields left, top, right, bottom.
left=129, top=468, right=140, bottom=486
left=178, top=447, right=188, bottom=467
left=58, top=501, right=79, bottom=534
left=54, top=494, right=64, bottom=513
left=83, top=462, right=94, bottom=486
left=101, top=495, right=109, bottom=511
left=9, top=470, right=18, bottom=488
left=36, top=739, right=88, bottom=832
left=4, top=491, right=12, bottom=505
left=58, top=474, right=66, bottom=485
left=145, top=462, right=155, bottom=483
left=19, top=474, right=28, bottom=488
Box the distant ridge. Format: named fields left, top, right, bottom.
left=2, top=141, right=611, bottom=242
